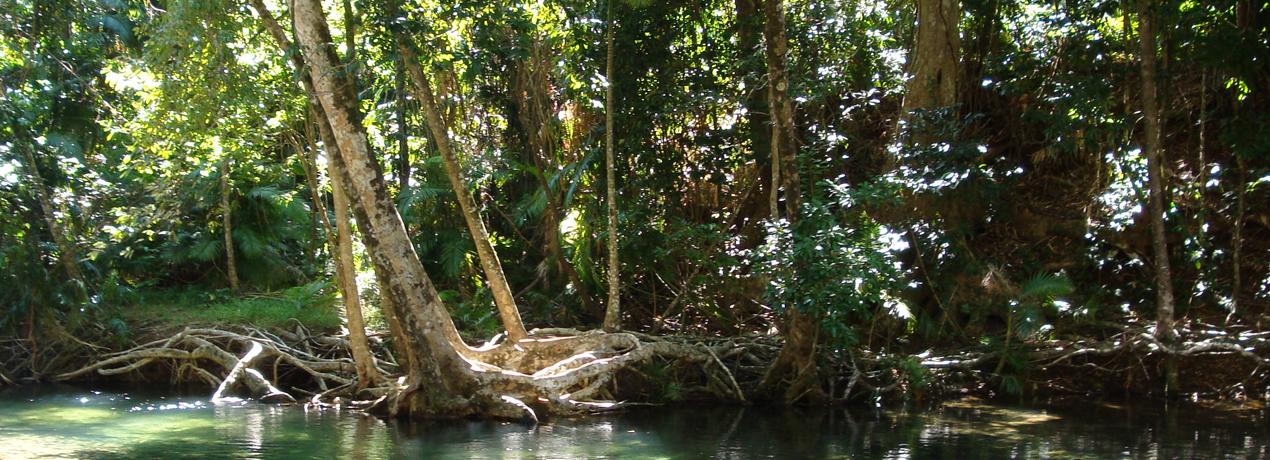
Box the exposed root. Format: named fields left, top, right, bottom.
left=54, top=326, right=363, bottom=403
left=365, top=332, right=755, bottom=419
left=48, top=324, right=764, bottom=420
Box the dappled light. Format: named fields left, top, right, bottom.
left=1, top=0, right=1268, bottom=455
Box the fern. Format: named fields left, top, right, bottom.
left=1019, top=273, right=1074, bottom=300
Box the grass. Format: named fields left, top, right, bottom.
left=117, top=281, right=343, bottom=332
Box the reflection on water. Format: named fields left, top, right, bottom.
left=0, top=386, right=1266, bottom=459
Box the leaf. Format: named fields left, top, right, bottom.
left=1019, top=273, right=1073, bottom=300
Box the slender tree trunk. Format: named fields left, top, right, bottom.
left=903, top=0, right=960, bottom=113
left=249, top=0, right=382, bottom=387
left=292, top=0, right=473, bottom=415
left=1232, top=155, right=1245, bottom=321
left=755, top=0, right=822, bottom=405
left=19, top=143, right=85, bottom=291
left=602, top=1, right=622, bottom=332
left=392, top=17, right=529, bottom=342
left=220, top=158, right=241, bottom=292
left=735, top=0, right=773, bottom=223
left=328, top=150, right=382, bottom=387
left=1136, top=0, right=1175, bottom=342
left=1136, top=0, right=1178, bottom=395
left=763, top=0, right=799, bottom=219
left=396, top=57, right=411, bottom=195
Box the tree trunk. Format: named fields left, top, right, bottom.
left=328, top=151, right=383, bottom=387
left=292, top=0, right=474, bottom=415
left=763, top=0, right=800, bottom=220
left=19, top=143, right=85, bottom=292
left=220, top=158, right=241, bottom=292
left=1136, top=0, right=1175, bottom=342
left=602, top=1, right=622, bottom=332
left=395, top=56, right=411, bottom=195
left=735, top=0, right=774, bottom=234
left=1136, top=0, right=1178, bottom=395
left=755, top=0, right=822, bottom=405
left=394, top=25, right=529, bottom=342
left=1232, top=155, right=1245, bottom=321
left=903, top=0, right=960, bottom=113
left=249, top=0, right=382, bottom=388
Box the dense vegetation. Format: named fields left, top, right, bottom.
left=1, top=0, right=1267, bottom=415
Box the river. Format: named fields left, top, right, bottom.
left=0, top=385, right=1266, bottom=458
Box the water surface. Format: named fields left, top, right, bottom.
left=0, top=386, right=1266, bottom=459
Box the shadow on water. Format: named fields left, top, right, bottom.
left=1, top=385, right=1267, bottom=459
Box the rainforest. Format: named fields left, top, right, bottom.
left=1, top=0, right=1268, bottom=457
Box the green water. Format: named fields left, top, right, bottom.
left=0, top=386, right=1266, bottom=459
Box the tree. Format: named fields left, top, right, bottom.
left=246, top=0, right=380, bottom=387
left=602, top=0, right=622, bottom=332
left=903, top=0, right=960, bottom=113
left=754, top=0, right=823, bottom=405
left=1136, top=0, right=1177, bottom=392
left=389, top=7, right=529, bottom=342
left=220, top=158, right=241, bottom=292
left=18, top=142, right=84, bottom=293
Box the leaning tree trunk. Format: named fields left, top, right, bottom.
left=220, top=158, right=241, bottom=292
left=328, top=153, right=383, bottom=388
left=248, top=0, right=383, bottom=388
left=754, top=0, right=823, bottom=405
left=602, top=0, right=622, bottom=332
left=903, top=0, right=960, bottom=114
left=18, top=143, right=84, bottom=290
left=394, top=25, right=529, bottom=342
left=292, top=0, right=475, bottom=415
left=1136, top=0, right=1178, bottom=395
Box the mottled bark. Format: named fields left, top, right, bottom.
left=602, top=2, right=622, bottom=332
left=220, top=158, right=240, bottom=292
left=328, top=154, right=382, bottom=387
left=755, top=0, right=822, bottom=405
left=394, top=26, right=529, bottom=342
left=292, top=0, right=472, bottom=415
left=762, top=0, right=800, bottom=220
left=903, top=0, right=960, bottom=113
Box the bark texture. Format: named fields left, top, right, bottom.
left=292, top=0, right=472, bottom=416
left=329, top=155, right=382, bottom=387
left=1136, top=0, right=1175, bottom=343
left=755, top=0, right=822, bottom=405
left=903, top=0, right=960, bottom=112
left=220, top=158, right=240, bottom=292
left=602, top=2, right=622, bottom=332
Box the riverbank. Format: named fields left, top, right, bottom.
left=2, top=287, right=1268, bottom=414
